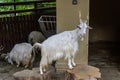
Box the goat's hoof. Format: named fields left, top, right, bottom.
left=69, top=66, right=73, bottom=69
left=17, top=65, right=19, bottom=67
left=40, top=72, right=43, bottom=75
left=73, top=63, right=76, bottom=67
left=39, top=69, right=43, bottom=75
left=69, top=68, right=73, bottom=70
left=25, top=65, right=28, bottom=68
left=43, top=68, right=46, bottom=72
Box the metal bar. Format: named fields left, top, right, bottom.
left=0, top=7, right=56, bottom=15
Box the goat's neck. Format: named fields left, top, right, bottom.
left=72, top=28, right=81, bottom=41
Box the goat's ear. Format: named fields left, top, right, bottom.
left=88, top=26, right=93, bottom=29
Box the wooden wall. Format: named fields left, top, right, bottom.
left=0, top=14, right=40, bottom=53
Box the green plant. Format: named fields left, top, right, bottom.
left=0, top=0, right=56, bottom=17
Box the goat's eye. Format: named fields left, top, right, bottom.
left=77, top=26, right=81, bottom=29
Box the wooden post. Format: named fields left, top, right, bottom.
left=65, top=64, right=101, bottom=80
left=13, top=66, right=55, bottom=80
left=56, top=0, right=89, bottom=70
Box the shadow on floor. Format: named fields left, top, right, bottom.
left=88, top=41, right=120, bottom=80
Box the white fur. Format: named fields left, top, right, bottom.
left=6, top=43, right=35, bottom=68
left=33, top=20, right=90, bottom=74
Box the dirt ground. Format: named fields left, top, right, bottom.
left=0, top=61, right=22, bottom=80
left=0, top=41, right=120, bottom=80
left=0, top=60, right=24, bottom=80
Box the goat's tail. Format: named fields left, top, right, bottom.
left=32, top=42, right=42, bottom=55
left=28, top=48, right=36, bottom=68
left=33, top=42, right=42, bottom=49
left=29, top=42, right=42, bottom=68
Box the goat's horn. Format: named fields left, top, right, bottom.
left=79, top=11, right=82, bottom=23
left=88, top=26, right=93, bottom=29
left=87, top=13, right=89, bottom=21
left=79, top=11, right=81, bottom=19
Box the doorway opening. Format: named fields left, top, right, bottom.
left=89, top=0, right=120, bottom=69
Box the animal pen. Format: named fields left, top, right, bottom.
left=0, top=0, right=120, bottom=80
left=2, top=0, right=120, bottom=80
left=0, top=0, right=100, bottom=80
left=0, top=0, right=56, bottom=53
left=38, top=15, right=56, bottom=38
left=89, top=0, right=120, bottom=68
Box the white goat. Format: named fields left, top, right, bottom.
left=6, top=43, right=35, bottom=68
left=33, top=13, right=92, bottom=74
left=28, top=31, right=45, bottom=45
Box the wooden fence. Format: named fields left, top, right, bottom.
left=0, top=0, right=56, bottom=53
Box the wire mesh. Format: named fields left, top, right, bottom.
left=38, top=15, right=56, bottom=38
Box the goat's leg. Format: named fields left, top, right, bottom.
left=25, top=64, right=29, bottom=68
left=43, top=68, right=46, bottom=72
left=39, top=55, right=48, bottom=74
left=68, top=57, right=73, bottom=69
left=8, top=58, right=13, bottom=65
left=29, top=63, right=33, bottom=69
left=16, top=61, right=20, bottom=67
left=39, top=63, right=43, bottom=74
left=71, top=56, right=76, bottom=67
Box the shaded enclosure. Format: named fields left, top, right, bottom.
left=89, top=1, right=120, bottom=80
left=89, top=0, right=120, bottom=68
left=89, top=0, right=120, bottom=42
left=0, top=14, right=39, bottom=52
left=0, top=1, right=56, bottom=79
left=0, top=0, right=56, bottom=53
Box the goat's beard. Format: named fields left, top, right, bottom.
left=81, top=37, right=84, bottom=41
left=79, top=34, right=85, bottom=41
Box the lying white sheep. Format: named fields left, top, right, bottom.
left=28, top=31, right=46, bottom=45
left=6, top=43, right=35, bottom=68
left=33, top=14, right=92, bottom=74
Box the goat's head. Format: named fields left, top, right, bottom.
left=5, top=53, right=12, bottom=64
left=0, top=45, right=4, bottom=51
left=77, top=11, right=92, bottom=41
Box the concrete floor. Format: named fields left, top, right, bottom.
left=89, top=41, right=120, bottom=80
